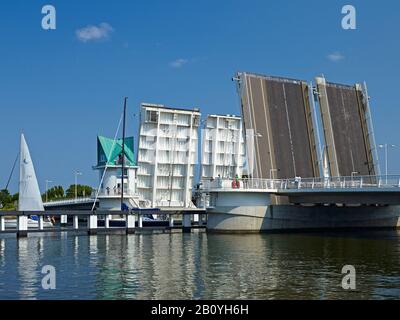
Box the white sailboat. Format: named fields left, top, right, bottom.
left=6, top=134, right=53, bottom=228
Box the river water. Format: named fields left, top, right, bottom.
left=0, top=229, right=400, bottom=299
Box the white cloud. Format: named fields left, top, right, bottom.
left=169, top=58, right=188, bottom=68
left=76, top=23, right=114, bottom=43
left=327, top=52, right=345, bottom=62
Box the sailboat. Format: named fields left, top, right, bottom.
left=6, top=134, right=53, bottom=228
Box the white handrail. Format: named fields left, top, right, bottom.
left=200, top=175, right=400, bottom=191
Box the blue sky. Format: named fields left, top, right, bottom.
left=1, top=0, right=400, bottom=193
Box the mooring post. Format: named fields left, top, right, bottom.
left=87, top=214, right=97, bottom=235
left=105, top=215, right=110, bottom=229
left=198, top=213, right=204, bottom=226
left=38, top=215, right=44, bottom=230
left=182, top=212, right=191, bottom=233
left=60, top=214, right=68, bottom=226
left=17, top=215, right=28, bottom=238
left=0, top=216, right=5, bottom=231
left=138, top=214, right=143, bottom=228
left=73, top=215, right=79, bottom=229
left=126, top=212, right=135, bottom=234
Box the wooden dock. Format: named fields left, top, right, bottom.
left=0, top=208, right=207, bottom=238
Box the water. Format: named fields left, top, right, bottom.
left=1, top=229, right=400, bottom=299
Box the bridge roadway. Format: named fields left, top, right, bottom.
left=43, top=198, right=98, bottom=210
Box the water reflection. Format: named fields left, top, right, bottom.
left=17, top=238, right=40, bottom=299
left=73, top=236, right=79, bottom=267
left=0, top=230, right=400, bottom=299
left=0, top=238, right=5, bottom=268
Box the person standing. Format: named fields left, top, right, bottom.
left=217, top=174, right=223, bottom=188
left=235, top=174, right=240, bottom=189
left=242, top=174, right=248, bottom=189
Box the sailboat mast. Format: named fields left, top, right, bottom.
left=5, top=151, right=19, bottom=190
left=121, top=97, right=127, bottom=210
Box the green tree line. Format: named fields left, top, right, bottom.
left=0, top=184, right=93, bottom=210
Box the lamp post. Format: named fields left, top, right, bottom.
left=246, top=131, right=262, bottom=178
left=45, top=180, right=52, bottom=203
left=379, top=144, right=396, bottom=184
left=74, top=171, right=82, bottom=199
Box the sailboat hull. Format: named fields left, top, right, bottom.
left=4, top=218, right=53, bottom=229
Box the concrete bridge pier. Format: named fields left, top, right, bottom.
left=182, top=213, right=192, bottom=233
left=38, top=216, right=44, bottom=230
left=87, top=214, right=97, bottom=235
left=60, top=214, right=68, bottom=226
left=105, top=215, right=111, bottom=229
left=1, top=216, right=5, bottom=231
left=138, top=215, right=143, bottom=228
left=17, top=216, right=28, bottom=238
left=126, top=214, right=135, bottom=234
left=73, top=215, right=79, bottom=229
left=198, top=214, right=206, bottom=226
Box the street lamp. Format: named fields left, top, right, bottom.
left=246, top=132, right=262, bottom=178
left=45, top=180, right=53, bottom=203
left=74, top=171, right=82, bottom=199
left=379, top=144, right=396, bottom=184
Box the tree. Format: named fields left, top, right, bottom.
left=11, top=193, right=19, bottom=203
left=0, top=189, right=11, bottom=206
left=42, top=186, right=64, bottom=202
left=0, top=189, right=18, bottom=210
left=65, top=184, right=92, bottom=198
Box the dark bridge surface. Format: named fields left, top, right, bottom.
left=316, top=79, right=376, bottom=178
left=239, top=72, right=319, bottom=180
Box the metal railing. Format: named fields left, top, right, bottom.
left=43, top=197, right=95, bottom=206
left=94, top=188, right=135, bottom=197
left=43, top=188, right=138, bottom=206
left=200, top=175, right=400, bottom=192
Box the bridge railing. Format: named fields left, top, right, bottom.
left=92, top=188, right=138, bottom=197
left=43, top=197, right=95, bottom=206
left=200, top=175, right=400, bottom=192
